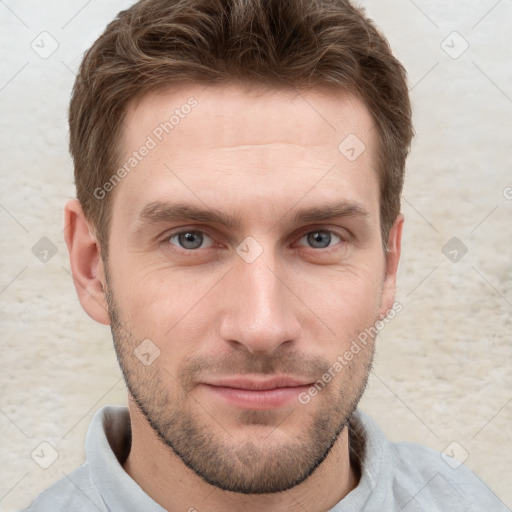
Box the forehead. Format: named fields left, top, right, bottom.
left=123, top=83, right=376, bottom=155
left=114, top=83, right=380, bottom=226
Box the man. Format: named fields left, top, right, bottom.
left=23, top=0, right=507, bottom=510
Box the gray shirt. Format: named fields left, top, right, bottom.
left=22, top=406, right=509, bottom=511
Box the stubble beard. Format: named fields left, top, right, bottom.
left=105, top=281, right=374, bottom=494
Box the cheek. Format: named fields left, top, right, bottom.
left=115, top=265, right=224, bottom=343
left=110, top=246, right=385, bottom=357
left=293, top=263, right=384, bottom=330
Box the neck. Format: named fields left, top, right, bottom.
left=123, top=401, right=359, bottom=512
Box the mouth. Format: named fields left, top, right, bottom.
left=199, top=376, right=313, bottom=410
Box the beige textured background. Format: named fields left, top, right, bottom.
left=1, top=0, right=511, bottom=510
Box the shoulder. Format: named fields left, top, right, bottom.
left=390, top=441, right=508, bottom=511
left=349, top=410, right=509, bottom=511
left=21, top=463, right=106, bottom=512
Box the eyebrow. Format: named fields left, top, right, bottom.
left=135, top=199, right=370, bottom=231
left=291, top=202, right=369, bottom=224
left=136, top=201, right=243, bottom=229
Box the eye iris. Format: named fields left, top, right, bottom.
left=179, top=231, right=203, bottom=249
left=307, top=231, right=331, bottom=248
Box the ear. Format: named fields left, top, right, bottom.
left=378, top=213, right=404, bottom=319
left=63, top=199, right=110, bottom=325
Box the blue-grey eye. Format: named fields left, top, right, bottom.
left=300, top=230, right=341, bottom=249
left=169, top=230, right=213, bottom=250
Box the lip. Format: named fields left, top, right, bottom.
left=204, top=376, right=312, bottom=390
left=199, top=376, right=313, bottom=410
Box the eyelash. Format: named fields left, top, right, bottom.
left=162, top=227, right=349, bottom=252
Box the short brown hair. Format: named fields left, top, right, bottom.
left=69, top=0, right=413, bottom=254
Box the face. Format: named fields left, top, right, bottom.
left=102, top=84, right=399, bottom=494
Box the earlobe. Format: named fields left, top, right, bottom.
left=64, top=199, right=110, bottom=325
left=379, top=214, right=404, bottom=319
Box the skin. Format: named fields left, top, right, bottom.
left=64, top=83, right=403, bottom=512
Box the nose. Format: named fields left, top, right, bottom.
left=218, top=251, right=302, bottom=355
